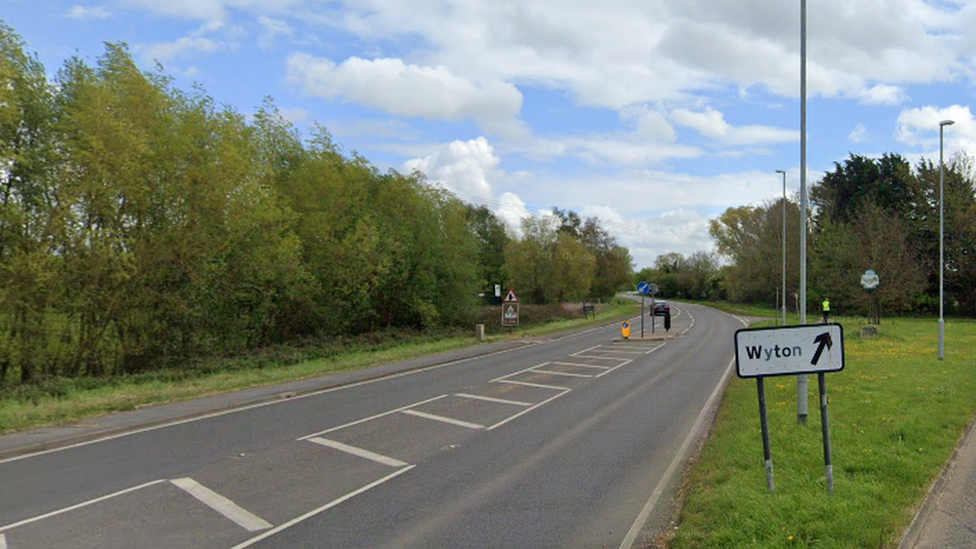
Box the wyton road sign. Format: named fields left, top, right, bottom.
left=735, top=324, right=844, bottom=378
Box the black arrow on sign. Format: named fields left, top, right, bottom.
left=811, top=332, right=833, bottom=365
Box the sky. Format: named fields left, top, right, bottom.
left=3, top=0, right=976, bottom=269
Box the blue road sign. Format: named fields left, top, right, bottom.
left=637, top=282, right=650, bottom=295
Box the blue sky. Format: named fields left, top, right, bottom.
left=4, top=0, right=976, bottom=268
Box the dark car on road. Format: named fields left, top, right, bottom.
left=652, top=301, right=670, bottom=316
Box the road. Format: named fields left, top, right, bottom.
left=0, top=302, right=745, bottom=549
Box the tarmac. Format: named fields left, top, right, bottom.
left=0, top=316, right=973, bottom=548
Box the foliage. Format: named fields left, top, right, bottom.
left=0, top=23, right=620, bottom=387
left=670, top=316, right=976, bottom=549
left=708, top=152, right=976, bottom=316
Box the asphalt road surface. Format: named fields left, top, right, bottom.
left=0, top=302, right=746, bottom=549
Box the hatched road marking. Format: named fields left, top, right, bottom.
left=307, top=437, right=409, bottom=468
left=170, top=478, right=272, bottom=532
left=401, top=409, right=485, bottom=430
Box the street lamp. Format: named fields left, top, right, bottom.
left=777, top=170, right=787, bottom=326
left=939, top=119, right=954, bottom=360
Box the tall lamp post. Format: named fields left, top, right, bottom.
left=777, top=170, right=787, bottom=326
left=939, top=119, right=954, bottom=360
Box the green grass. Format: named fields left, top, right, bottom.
left=0, top=300, right=639, bottom=434
left=669, top=314, right=976, bottom=548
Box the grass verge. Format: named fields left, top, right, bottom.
left=669, top=313, right=976, bottom=548
left=0, top=300, right=639, bottom=434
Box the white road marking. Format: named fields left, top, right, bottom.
left=618, top=355, right=735, bottom=549
left=594, top=360, right=634, bottom=377
left=170, top=478, right=272, bottom=532
left=549, top=361, right=611, bottom=370
left=307, top=437, right=409, bottom=468
left=230, top=465, right=415, bottom=549
left=401, top=409, right=484, bottom=430
left=495, top=379, right=569, bottom=391
left=531, top=369, right=594, bottom=379
left=0, top=533, right=7, bottom=549
left=298, top=394, right=448, bottom=440
left=575, top=354, right=632, bottom=361
left=455, top=393, right=532, bottom=407
left=0, top=479, right=167, bottom=533
left=0, top=342, right=535, bottom=465
left=487, top=389, right=571, bottom=431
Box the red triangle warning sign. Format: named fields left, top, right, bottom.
left=503, top=289, right=519, bottom=302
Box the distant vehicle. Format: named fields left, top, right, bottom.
left=652, top=301, right=670, bottom=316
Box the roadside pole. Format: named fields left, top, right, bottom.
left=757, top=377, right=774, bottom=492
left=819, top=372, right=834, bottom=494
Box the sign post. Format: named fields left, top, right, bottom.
left=637, top=282, right=650, bottom=337
left=861, top=270, right=880, bottom=325
left=501, top=289, right=519, bottom=327
left=735, top=323, right=844, bottom=493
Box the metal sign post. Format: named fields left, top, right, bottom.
left=735, top=324, right=844, bottom=494
left=757, top=377, right=775, bottom=492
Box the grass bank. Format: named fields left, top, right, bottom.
left=669, top=311, right=976, bottom=548
left=0, top=300, right=639, bottom=434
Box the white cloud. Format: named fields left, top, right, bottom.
left=142, top=21, right=225, bottom=65
left=849, top=123, right=868, bottom=144
left=286, top=54, right=523, bottom=131
left=858, top=84, right=907, bottom=106
left=403, top=137, right=500, bottom=203
left=496, top=192, right=531, bottom=234
left=66, top=5, right=110, bottom=20
left=257, top=16, right=292, bottom=49
left=895, top=105, right=976, bottom=155
left=671, top=107, right=796, bottom=146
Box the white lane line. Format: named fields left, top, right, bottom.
left=495, top=379, right=569, bottom=391
left=455, top=393, right=532, bottom=407
left=400, top=409, right=484, bottom=430
left=0, top=533, right=7, bottom=549
left=171, top=478, right=272, bottom=532
left=487, top=389, right=571, bottom=431
left=298, top=394, right=448, bottom=440
left=532, top=369, right=594, bottom=379
left=0, top=479, right=167, bottom=533
left=230, top=465, right=415, bottom=549
left=550, top=361, right=611, bottom=370
left=618, top=355, right=736, bottom=549
left=307, top=437, right=409, bottom=468
left=599, top=349, right=646, bottom=355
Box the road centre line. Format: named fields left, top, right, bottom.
left=531, top=369, right=594, bottom=379
left=307, top=437, right=409, bottom=468
left=549, top=361, right=611, bottom=370
left=401, top=409, right=485, bottom=430
left=230, top=465, right=415, bottom=549
left=487, top=389, right=571, bottom=431
left=298, top=394, right=448, bottom=440
left=171, top=478, right=272, bottom=532
left=0, top=479, right=167, bottom=533
left=454, top=393, right=532, bottom=407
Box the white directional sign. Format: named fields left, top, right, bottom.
left=735, top=324, right=844, bottom=378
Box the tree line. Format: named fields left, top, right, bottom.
left=707, top=152, right=976, bottom=317
left=0, top=23, right=633, bottom=385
